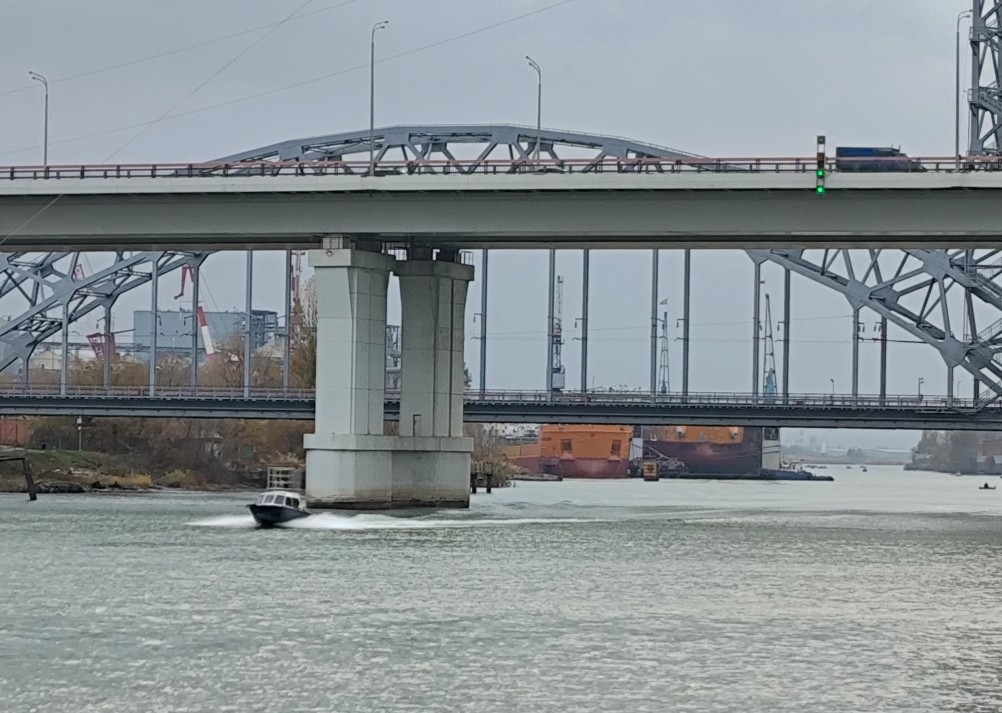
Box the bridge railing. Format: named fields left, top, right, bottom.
left=463, top=389, right=984, bottom=410
left=0, top=383, right=988, bottom=411
left=0, top=384, right=314, bottom=400
left=3, top=155, right=1001, bottom=180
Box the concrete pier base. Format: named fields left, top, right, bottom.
left=303, top=245, right=474, bottom=510
left=304, top=433, right=472, bottom=509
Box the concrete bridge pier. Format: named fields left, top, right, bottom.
left=303, top=245, right=473, bottom=509
left=394, top=255, right=474, bottom=506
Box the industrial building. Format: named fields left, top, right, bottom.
left=132, top=308, right=278, bottom=361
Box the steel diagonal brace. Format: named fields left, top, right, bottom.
left=748, top=249, right=1002, bottom=399
left=0, top=251, right=196, bottom=373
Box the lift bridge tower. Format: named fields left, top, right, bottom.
left=969, top=1, right=1002, bottom=153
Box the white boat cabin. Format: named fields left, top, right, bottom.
left=254, top=490, right=307, bottom=511
left=266, top=466, right=302, bottom=491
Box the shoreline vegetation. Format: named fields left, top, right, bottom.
left=1, top=288, right=525, bottom=494
left=0, top=447, right=259, bottom=494
left=0, top=446, right=524, bottom=494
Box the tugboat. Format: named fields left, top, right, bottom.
left=247, top=467, right=310, bottom=528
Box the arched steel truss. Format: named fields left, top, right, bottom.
left=0, top=252, right=202, bottom=374
left=215, top=124, right=701, bottom=170
left=1, top=125, right=1000, bottom=403
left=748, top=249, right=1002, bottom=401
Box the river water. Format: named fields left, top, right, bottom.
left=1, top=466, right=1000, bottom=713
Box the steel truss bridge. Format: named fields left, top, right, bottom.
left=5, top=117, right=1002, bottom=416
left=1, top=386, right=1000, bottom=431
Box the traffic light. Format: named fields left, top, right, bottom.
left=816, top=135, right=826, bottom=194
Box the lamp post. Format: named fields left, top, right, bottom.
left=918, top=376, right=924, bottom=398
left=956, top=9, right=973, bottom=168
left=27, top=71, right=48, bottom=165
left=369, top=20, right=389, bottom=176
left=525, top=56, right=541, bottom=163
left=829, top=378, right=835, bottom=395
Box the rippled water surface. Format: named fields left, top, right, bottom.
left=1, top=467, right=1000, bottom=712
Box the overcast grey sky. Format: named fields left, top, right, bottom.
left=0, top=0, right=977, bottom=448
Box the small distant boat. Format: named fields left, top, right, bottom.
left=248, top=467, right=310, bottom=528
left=979, top=484, right=996, bottom=491
left=860, top=466, right=868, bottom=473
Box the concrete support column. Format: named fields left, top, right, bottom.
left=397, top=258, right=473, bottom=438
left=303, top=246, right=394, bottom=509
left=304, top=247, right=473, bottom=510
left=311, top=248, right=393, bottom=437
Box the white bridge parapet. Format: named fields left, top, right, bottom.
left=303, top=246, right=473, bottom=509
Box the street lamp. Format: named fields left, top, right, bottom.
left=27, top=71, right=49, bottom=165
left=918, top=376, right=925, bottom=397
left=525, top=55, right=542, bottom=163
left=369, top=19, right=389, bottom=176
left=956, top=9, right=973, bottom=168
left=829, top=378, right=835, bottom=395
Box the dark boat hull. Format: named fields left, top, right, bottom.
left=247, top=504, right=310, bottom=528
left=664, top=469, right=834, bottom=482
left=512, top=455, right=628, bottom=479
left=644, top=430, right=764, bottom=475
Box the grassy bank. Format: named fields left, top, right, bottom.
left=0, top=448, right=234, bottom=493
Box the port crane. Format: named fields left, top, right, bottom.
left=175, top=264, right=216, bottom=363
left=658, top=307, right=670, bottom=394
left=550, top=275, right=566, bottom=392
left=762, top=294, right=778, bottom=400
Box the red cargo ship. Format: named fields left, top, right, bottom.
left=644, top=426, right=771, bottom=475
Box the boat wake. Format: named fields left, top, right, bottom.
left=190, top=514, right=259, bottom=528
left=190, top=512, right=596, bottom=530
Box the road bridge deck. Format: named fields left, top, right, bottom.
left=2, top=158, right=1002, bottom=249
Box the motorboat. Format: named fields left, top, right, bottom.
left=248, top=490, right=310, bottom=527
left=979, top=483, right=996, bottom=491
left=247, top=467, right=309, bottom=527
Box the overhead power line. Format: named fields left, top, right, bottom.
left=0, top=0, right=318, bottom=245
left=0, top=0, right=363, bottom=98
left=0, top=0, right=580, bottom=160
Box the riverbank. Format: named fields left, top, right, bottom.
left=0, top=448, right=257, bottom=493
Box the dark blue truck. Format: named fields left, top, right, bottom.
left=835, top=146, right=924, bottom=172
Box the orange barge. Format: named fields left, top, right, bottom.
left=503, top=424, right=632, bottom=479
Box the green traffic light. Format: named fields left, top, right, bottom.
left=817, top=169, right=825, bottom=177
left=816, top=186, right=825, bottom=194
